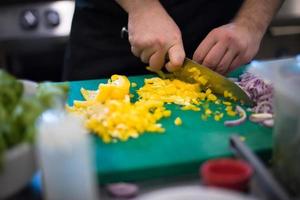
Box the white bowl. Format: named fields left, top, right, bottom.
left=0, top=80, right=38, bottom=199
left=0, top=144, right=36, bottom=199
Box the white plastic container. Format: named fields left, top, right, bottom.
left=36, top=110, right=99, bottom=200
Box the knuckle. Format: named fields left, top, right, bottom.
left=172, top=32, right=181, bottom=42
left=210, top=28, right=219, bottom=35
left=153, top=37, right=165, bottom=48
left=203, top=58, right=216, bottom=67
left=131, top=37, right=142, bottom=48
left=242, top=54, right=251, bottom=63
left=222, top=32, right=234, bottom=43
left=218, top=62, right=226, bottom=69
left=235, top=40, right=247, bottom=51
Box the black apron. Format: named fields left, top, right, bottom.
left=63, top=0, right=243, bottom=80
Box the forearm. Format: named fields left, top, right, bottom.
left=115, top=0, right=161, bottom=14
left=233, top=0, right=284, bottom=36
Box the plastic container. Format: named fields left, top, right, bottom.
left=248, top=55, right=300, bottom=195
left=36, top=109, right=99, bottom=200
left=200, top=159, right=253, bottom=191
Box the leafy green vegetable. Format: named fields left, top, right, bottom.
left=0, top=70, right=69, bottom=170
left=36, top=82, right=69, bottom=108
left=0, top=70, right=23, bottom=113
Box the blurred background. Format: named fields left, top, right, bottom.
left=0, top=0, right=299, bottom=82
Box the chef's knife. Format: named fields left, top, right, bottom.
left=120, top=26, right=253, bottom=106
left=176, top=58, right=253, bottom=106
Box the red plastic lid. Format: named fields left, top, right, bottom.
left=200, top=158, right=253, bottom=191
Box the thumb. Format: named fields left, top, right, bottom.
left=165, top=43, right=185, bottom=72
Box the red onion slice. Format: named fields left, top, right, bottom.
left=106, top=182, right=139, bottom=198
left=224, top=106, right=247, bottom=127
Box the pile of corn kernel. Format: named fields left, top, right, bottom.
left=68, top=68, right=238, bottom=143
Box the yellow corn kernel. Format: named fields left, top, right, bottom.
left=227, top=110, right=237, bottom=116
left=215, top=100, right=221, bottom=105
left=187, top=67, right=198, bottom=73
left=201, top=114, right=208, bottom=121
left=197, top=76, right=208, bottom=85
left=214, top=115, right=221, bottom=121
left=199, top=92, right=206, bottom=100
left=205, top=108, right=212, bottom=115
left=174, top=117, right=182, bottom=126
left=207, top=94, right=217, bottom=101
left=214, top=113, right=224, bottom=121
left=163, top=110, right=172, bottom=117
left=225, top=106, right=233, bottom=111
left=205, top=89, right=212, bottom=95
left=181, top=105, right=201, bottom=111
left=223, top=101, right=232, bottom=106
left=224, top=90, right=233, bottom=98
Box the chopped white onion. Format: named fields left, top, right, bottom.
left=249, top=113, right=273, bottom=123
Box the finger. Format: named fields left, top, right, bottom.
left=216, top=48, right=238, bottom=75
left=202, top=42, right=227, bottom=71
left=131, top=46, right=142, bottom=57
left=228, top=54, right=243, bottom=73
left=192, top=33, right=217, bottom=63
left=165, top=43, right=185, bottom=72
left=148, top=50, right=167, bottom=71
left=140, top=48, right=156, bottom=64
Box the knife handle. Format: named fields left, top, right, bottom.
left=121, top=26, right=129, bottom=39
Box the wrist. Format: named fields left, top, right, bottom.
left=116, top=0, right=161, bottom=14
left=233, top=17, right=266, bottom=39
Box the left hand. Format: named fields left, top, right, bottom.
left=193, top=22, right=263, bottom=75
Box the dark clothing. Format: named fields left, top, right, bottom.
left=64, top=0, right=243, bottom=80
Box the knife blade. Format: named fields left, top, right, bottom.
left=173, top=58, right=253, bottom=106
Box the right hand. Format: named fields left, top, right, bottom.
left=127, top=0, right=185, bottom=72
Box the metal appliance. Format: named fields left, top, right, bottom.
left=0, top=0, right=75, bottom=81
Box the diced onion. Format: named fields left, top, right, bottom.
left=224, top=106, right=247, bottom=127
left=249, top=113, right=273, bottom=123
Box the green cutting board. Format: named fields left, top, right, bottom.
left=67, top=72, right=272, bottom=184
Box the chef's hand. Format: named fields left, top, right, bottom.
left=193, top=23, right=262, bottom=75
left=126, top=0, right=185, bottom=72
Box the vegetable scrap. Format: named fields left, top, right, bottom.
left=262, top=119, right=274, bottom=127
left=174, top=117, right=182, bottom=126
left=131, top=82, right=137, bottom=87
left=224, top=105, right=247, bottom=127
left=239, top=136, right=246, bottom=142
left=249, top=113, right=273, bottom=123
